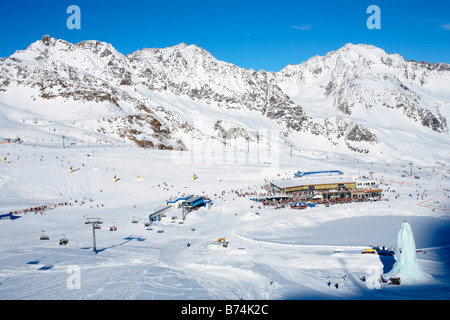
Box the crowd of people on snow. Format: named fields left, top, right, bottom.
left=257, top=198, right=291, bottom=209
left=318, top=195, right=383, bottom=206
left=10, top=201, right=69, bottom=215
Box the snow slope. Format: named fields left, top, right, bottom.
left=0, top=141, right=449, bottom=300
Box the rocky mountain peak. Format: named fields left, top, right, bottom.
left=0, top=37, right=449, bottom=160
left=41, top=34, right=53, bottom=46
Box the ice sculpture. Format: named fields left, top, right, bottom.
left=384, top=221, right=431, bottom=284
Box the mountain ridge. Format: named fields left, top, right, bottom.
left=0, top=35, right=449, bottom=163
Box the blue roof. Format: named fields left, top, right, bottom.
left=183, top=196, right=203, bottom=204
left=167, top=195, right=193, bottom=204
left=294, top=170, right=343, bottom=178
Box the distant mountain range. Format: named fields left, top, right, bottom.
left=0, top=35, right=449, bottom=163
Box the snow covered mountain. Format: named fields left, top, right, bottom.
left=0, top=36, right=449, bottom=163
left=275, top=44, right=450, bottom=159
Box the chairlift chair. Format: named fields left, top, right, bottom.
left=110, top=224, right=117, bottom=231
left=94, top=223, right=101, bottom=229
left=59, top=234, right=69, bottom=245
left=40, top=230, right=49, bottom=240
left=131, top=216, right=138, bottom=223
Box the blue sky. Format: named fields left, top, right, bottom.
left=1, top=0, right=449, bottom=71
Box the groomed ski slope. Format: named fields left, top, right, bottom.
left=0, top=142, right=449, bottom=299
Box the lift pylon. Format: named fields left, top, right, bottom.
left=85, top=218, right=102, bottom=254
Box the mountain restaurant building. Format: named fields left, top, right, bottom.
left=270, top=176, right=356, bottom=193
left=269, top=175, right=382, bottom=200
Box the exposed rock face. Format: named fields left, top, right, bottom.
left=275, top=44, right=448, bottom=134
left=0, top=36, right=449, bottom=156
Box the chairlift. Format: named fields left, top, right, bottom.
left=40, top=230, right=49, bottom=240
left=59, top=234, right=69, bottom=245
